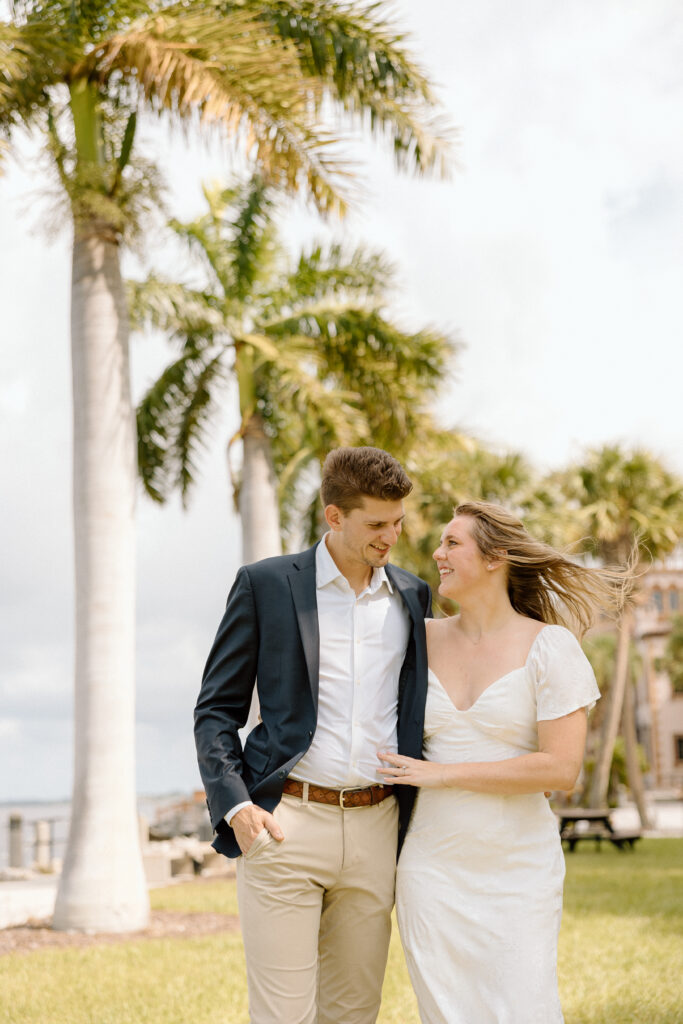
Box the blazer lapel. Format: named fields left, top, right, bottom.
left=386, top=564, right=429, bottom=711
left=386, top=564, right=423, bottom=625
left=287, top=546, right=320, bottom=710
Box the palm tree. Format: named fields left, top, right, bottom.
left=394, top=439, right=551, bottom=605
left=132, top=174, right=457, bottom=565
left=581, top=631, right=647, bottom=817
left=1, top=0, right=451, bottom=932
left=556, top=445, right=683, bottom=820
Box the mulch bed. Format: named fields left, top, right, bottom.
left=0, top=911, right=240, bottom=957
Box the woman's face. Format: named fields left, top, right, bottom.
left=433, top=515, right=490, bottom=600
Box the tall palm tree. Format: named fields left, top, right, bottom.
left=132, top=174, right=457, bottom=565
left=556, top=445, right=683, bottom=819
left=1, top=0, right=451, bottom=932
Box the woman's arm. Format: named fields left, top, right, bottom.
left=378, top=708, right=588, bottom=795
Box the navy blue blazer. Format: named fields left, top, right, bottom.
left=194, top=542, right=432, bottom=858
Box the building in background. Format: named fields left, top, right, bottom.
left=634, top=557, right=683, bottom=791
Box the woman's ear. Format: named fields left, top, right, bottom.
left=486, top=549, right=506, bottom=571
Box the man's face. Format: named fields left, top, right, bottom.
left=327, top=496, right=405, bottom=569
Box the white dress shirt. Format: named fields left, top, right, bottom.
left=225, top=536, right=410, bottom=824
left=289, top=535, right=410, bottom=788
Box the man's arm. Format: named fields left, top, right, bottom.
left=194, top=567, right=259, bottom=828
left=194, top=567, right=285, bottom=854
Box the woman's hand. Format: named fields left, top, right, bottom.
left=377, top=751, right=450, bottom=788
left=379, top=709, right=587, bottom=797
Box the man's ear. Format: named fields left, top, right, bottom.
left=324, top=504, right=344, bottom=532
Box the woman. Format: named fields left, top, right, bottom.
left=378, top=501, right=629, bottom=1024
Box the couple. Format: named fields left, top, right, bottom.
left=195, top=446, right=616, bottom=1024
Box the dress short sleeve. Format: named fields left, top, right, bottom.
left=532, top=624, right=600, bottom=721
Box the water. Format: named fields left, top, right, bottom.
left=0, top=794, right=192, bottom=871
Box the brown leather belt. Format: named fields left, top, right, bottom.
left=282, top=778, right=394, bottom=809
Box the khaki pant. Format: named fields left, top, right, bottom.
left=236, top=792, right=399, bottom=1024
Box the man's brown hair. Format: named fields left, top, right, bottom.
left=320, top=447, right=413, bottom=512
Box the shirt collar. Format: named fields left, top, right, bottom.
left=316, top=534, right=394, bottom=594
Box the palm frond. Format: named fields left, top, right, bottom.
left=0, top=19, right=68, bottom=140
left=264, top=304, right=456, bottom=392
left=136, top=342, right=226, bottom=502
left=256, top=354, right=366, bottom=465
left=238, top=330, right=283, bottom=363
left=174, top=350, right=226, bottom=500
left=168, top=213, right=235, bottom=295
left=265, top=241, right=395, bottom=309
left=355, top=95, right=454, bottom=179
left=173, top=177, right=281, bottom=299
left=136, top=348, right=198, bottom=502
left=241, top=0, right=455, bottom=175
left=77, top=5, right=354, bottom=213
left=224, top=175, right=277, bottom=300
left=128, top=275, right=228, bottom=338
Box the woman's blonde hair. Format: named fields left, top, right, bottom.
left=454, top=501, right=633, bottom=636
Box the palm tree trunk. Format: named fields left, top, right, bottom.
left=238, top=413, right=282, bottom=733
left=239, top=413, right=282, bottom=564
left=589, top=606, right=634, bottom=808
left=53, top=229, right=149, bottom=932
left=622, top=665, right=651, bottom=829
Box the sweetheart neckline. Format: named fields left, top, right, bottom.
left=428, top=624, right=550, bottom=713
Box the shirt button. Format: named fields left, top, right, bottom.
left=277, top=770, right=286, bottom=779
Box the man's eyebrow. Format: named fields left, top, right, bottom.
left=366, top=514, right=406, bottom=526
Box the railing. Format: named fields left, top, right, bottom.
left=1, top=797, right=212, bottom=872
left=1, top=813, right=69, bottom=873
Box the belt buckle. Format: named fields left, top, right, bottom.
left=338, top=787, right=353, bottom=808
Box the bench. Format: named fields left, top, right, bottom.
left=557, top=808, right=642, bottom=852
left=605, top=830, right=642, bottom=851
left=560, top=827, right=642, bottom=852
left=560, top=824, right=610, bottom=852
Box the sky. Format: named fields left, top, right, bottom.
left=1, top=0, right=682, bottom=800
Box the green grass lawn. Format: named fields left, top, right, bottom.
left=0, top=839, right=681, bottom=1024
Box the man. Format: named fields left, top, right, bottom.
left=194, top=446, right=431, bottom=1024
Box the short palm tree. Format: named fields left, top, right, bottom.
left=394, top=439, right=552, bottom=604
left=132, top=174, right=457, bottom=564
left=556, top=445, right=683, bottom=818
left=1, top=0, right=451, bottom=931
left=581, top=631, right=647, bottom=817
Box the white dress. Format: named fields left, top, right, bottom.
left=396, top=624, right=600, bottom=1024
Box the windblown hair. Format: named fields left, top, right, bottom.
left=455, top=501, right=633, bottom=636
left=320, top=446, right=413, bottom=512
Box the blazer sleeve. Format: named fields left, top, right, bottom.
left=194, top=566, right=258, bottom=827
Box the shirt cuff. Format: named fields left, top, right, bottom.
left=225, top=800, right=253, bottom=826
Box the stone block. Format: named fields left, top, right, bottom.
left=142, top=851, right=172, bottom=886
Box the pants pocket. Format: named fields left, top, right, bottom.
left=244, top=827, right=273, bottom=860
